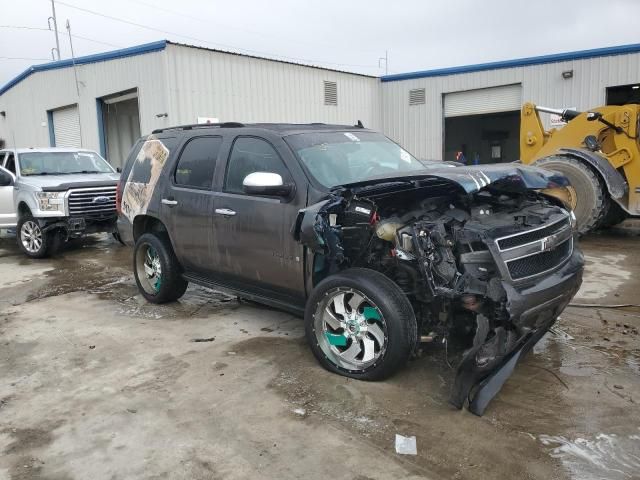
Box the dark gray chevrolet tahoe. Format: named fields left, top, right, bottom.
left=117, top=122, right=584, bottom=415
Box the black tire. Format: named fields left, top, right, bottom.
left=305, top=267, right=417, bottom=381
left=133, top=233, right=188, bottom=303
left=16, top=215, right=58, bottom=258
left=601, top=201, right=628, bottom=228
left=535, top=155, right=609, bottom=235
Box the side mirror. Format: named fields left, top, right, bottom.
left=0, top=167, right=14, bottom=187
left=116, top=167, right=122, bottom=173
left=242, top=172, right=293, bottom=197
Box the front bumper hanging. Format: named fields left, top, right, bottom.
left=449, top=249, right=583, bottom=416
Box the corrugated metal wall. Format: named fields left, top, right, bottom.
left=381, top=52, right=640, bottom=160
left=163, top=44, right=381, bottom=130
left=0, top=51, right=169, bottom=160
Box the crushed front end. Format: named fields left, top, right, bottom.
left=295, top=171, right=584, bottom=415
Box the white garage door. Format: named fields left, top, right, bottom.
left=52, top=105, right=81, bottom=148
left=444, top=84, right=522, bottom=117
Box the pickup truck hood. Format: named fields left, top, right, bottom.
left=335, top=163, right=569, bottom=195
left=18, top=172, right=120, bottom=190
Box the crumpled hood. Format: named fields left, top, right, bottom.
left=335, top=163, right=569, bottom=195
left=17, top=172, right=120, bottom=190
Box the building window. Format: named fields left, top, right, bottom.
left=409, top=88, right=426, bottom=106
left=324, top=81, right=338, bottom=106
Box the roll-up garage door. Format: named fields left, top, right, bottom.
left=52, top=105, right=81, bottom=147
left=444, top=84, right=522, bottom=117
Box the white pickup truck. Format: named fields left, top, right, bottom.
left=0, top=148, right=120, bottom=258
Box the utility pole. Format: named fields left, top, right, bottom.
left=378, top=50, right=388, bottom=75
left=47, top=0, right=61, bottom=60
left=66, top=20, right=80, bottom=97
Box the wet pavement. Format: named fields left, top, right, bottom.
left=0, top=225, right=639, bottom=480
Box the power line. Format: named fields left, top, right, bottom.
left=126, top=0, right=381, bottom=56
left=0, top=25, right=122, bottom=48
left=52, top=0, right=380, bottom=70
left=0, top=56, right=52, bottom=61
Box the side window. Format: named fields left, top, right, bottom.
left=174, top=136, right=222, bottom=189
left=5, top=154, right=15, bottom=174
left=224, top=137, right=290, bottom=194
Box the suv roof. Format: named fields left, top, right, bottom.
left=151, top=122, right=369, bottom=136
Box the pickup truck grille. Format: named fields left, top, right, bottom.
left=67, top=186, right=117, bottom=218
left=494, top=214, right=574, bottom=282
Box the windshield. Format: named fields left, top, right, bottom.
left=18, top=151, right=114, bottom=176
left=285, top=131, right=425, bottom=188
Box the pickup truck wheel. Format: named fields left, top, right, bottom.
left=17, top=215, right=54, bottom=258
left=134, top=233, right=188, bottom=303
left=305, top=268, right=417, bottom=381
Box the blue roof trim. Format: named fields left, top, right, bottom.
left=381, top=43, right=640, bottom=82
left=0, top=40, right=167, bottom=96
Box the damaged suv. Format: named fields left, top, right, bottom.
left=117, top=123, right=584, bottom=415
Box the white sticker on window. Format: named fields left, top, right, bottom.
left=400, top=149, right=411, bottom=163
left=343, top=132, right=360, bottom=142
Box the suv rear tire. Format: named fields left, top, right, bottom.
left=134, top=233, right=188, bottom=303
left=305, top=268, right=417, bottom=381
left=17, top=215, right=57, bottom=258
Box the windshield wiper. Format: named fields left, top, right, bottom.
left=68, top=170, right=103, bottom=174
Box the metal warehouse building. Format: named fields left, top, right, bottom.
left=0, top=40, right=639, bottom=167
left=381, top=43, right=640, bottom=163
left=0, top=40, right=381, bottom=168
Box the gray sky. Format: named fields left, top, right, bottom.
left=1, top=0, right=640, bottom=85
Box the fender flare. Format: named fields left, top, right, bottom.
left=556, top=147, right=628, bottom=199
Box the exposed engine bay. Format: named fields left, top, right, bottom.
left=295, top=175, right=583, bottom=415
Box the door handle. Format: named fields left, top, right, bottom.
left=161, top=198, right=178, bottom=206
left=215, top=208, right=236, bottom=217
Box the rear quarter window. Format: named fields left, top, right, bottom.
left=121, top=135, right=178, bottom=221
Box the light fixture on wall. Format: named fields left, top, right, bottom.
left=561, top=70, right=574, bottom=79
left=0, top=111, right=5, bottom=117
left=156, top=113, right=168, bottom=118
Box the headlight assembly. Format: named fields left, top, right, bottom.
left=36, top=191, right=64, bottom=212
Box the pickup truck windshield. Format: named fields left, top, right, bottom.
left=18, top=151, right=113, bottom=176
left=285, top=131, right=425, bottom=188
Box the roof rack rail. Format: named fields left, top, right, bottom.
left=151, top=122, right=245, bottom=134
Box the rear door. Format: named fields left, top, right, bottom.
left=161, top=135, right=222, bottom=274
left=210, top=134, right=306, bottom=302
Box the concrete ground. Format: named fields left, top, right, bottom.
left=0, top=225, right=639, bottom=480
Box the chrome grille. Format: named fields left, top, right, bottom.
left=497, top=217, right=571, bottom=250
left=507, top=238, right=573, bottom=280
left=67, top=186, right=117, bottom=217
left=494, top=213, right=574, bottom=281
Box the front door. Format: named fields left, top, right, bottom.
left=0, top=166, right=16, bottom=228
left=161, top=135, right=222, bottom=275
left=211, top=136, right=305, bottom=302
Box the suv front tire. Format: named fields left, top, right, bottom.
left=134, top=233, right=188, bottom=303
left=305, top=268, right=417, bottom=380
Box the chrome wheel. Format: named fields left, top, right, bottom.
left=20, top=220, right=43, bottom=254
left=313, top=287, right=388, bottom=371
left=136, top=244, right=162, bottom=295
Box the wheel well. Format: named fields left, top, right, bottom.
left=132, top=215, right=169, bottom=242
left=17, top=202, right=31, bottom=218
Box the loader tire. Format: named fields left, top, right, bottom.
left=601, top=202, right=628, bottom=228
left=535, top=155, right=609, bottom=235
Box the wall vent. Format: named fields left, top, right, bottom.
left=324, top=81, right=338, bottom=106
left=409, top=88, right=426, bottom=106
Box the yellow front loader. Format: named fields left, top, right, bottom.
left=520, top=102, right=640, bottom=234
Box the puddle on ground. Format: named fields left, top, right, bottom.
left=575, top=254, right=632, bottom=300
left=539, top=432, right=640, bottom=480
